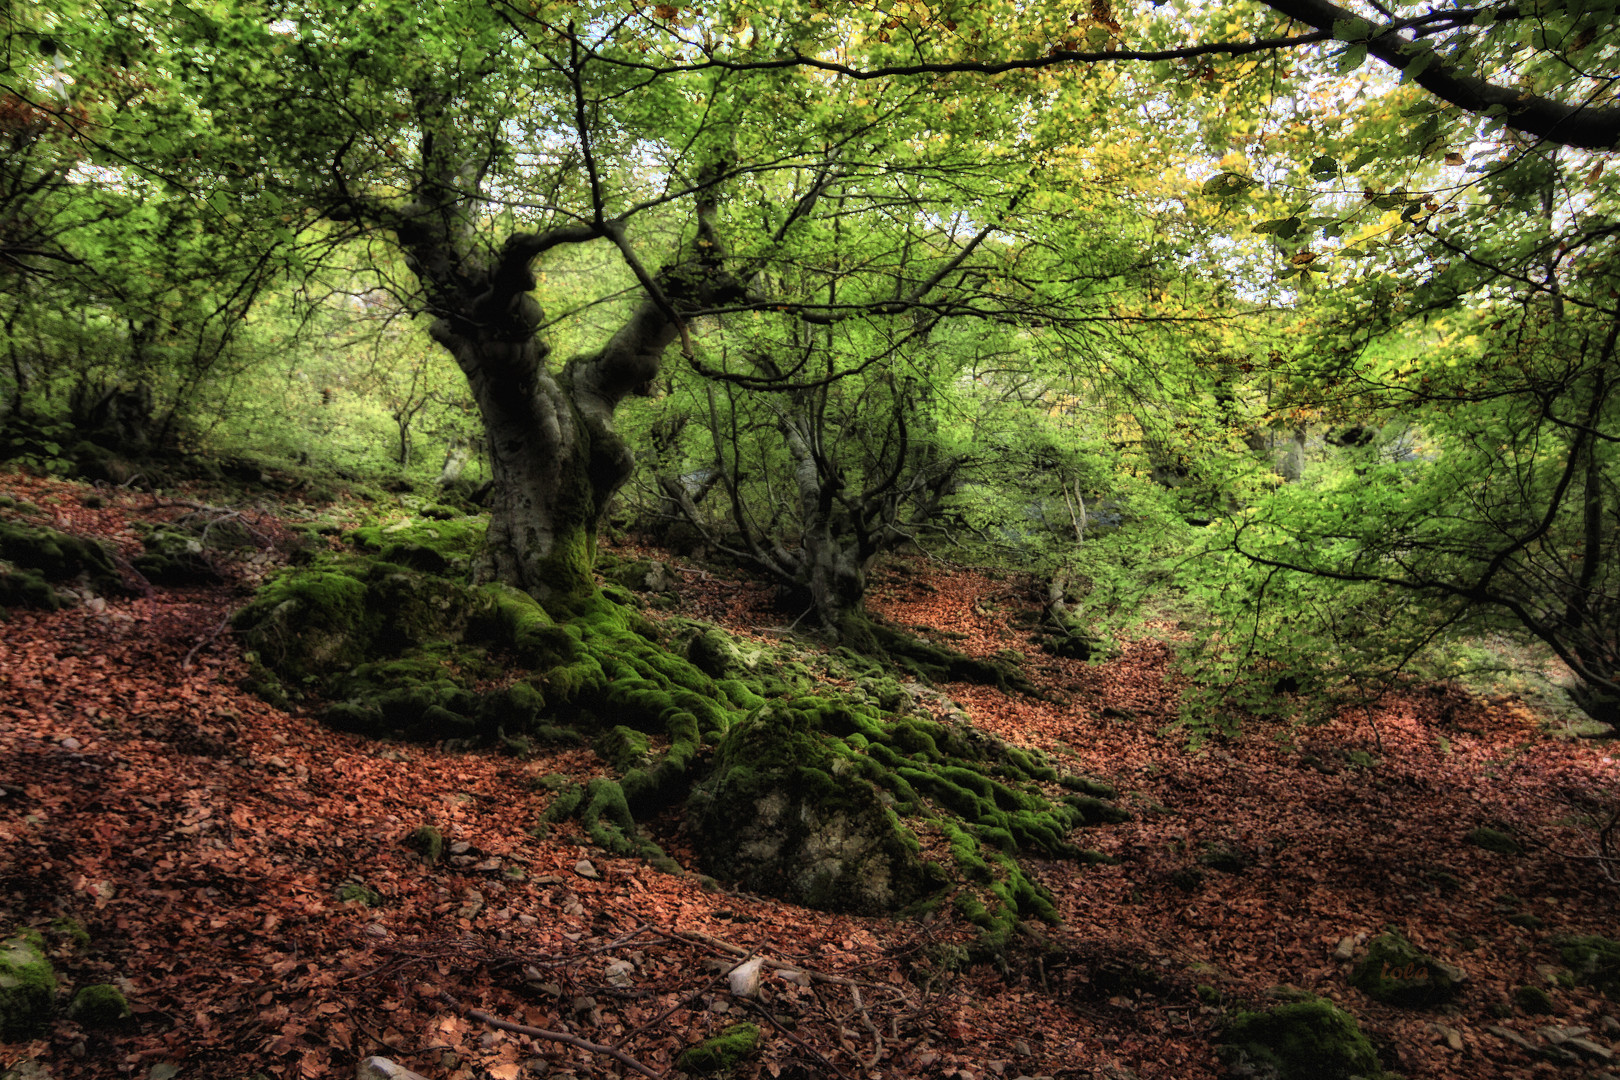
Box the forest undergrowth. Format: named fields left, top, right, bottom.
left=3, top=468, right=1620, bottom=1080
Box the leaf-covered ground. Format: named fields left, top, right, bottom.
left=3, top=469, right=1619, bottom=1080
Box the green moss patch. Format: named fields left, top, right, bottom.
left=69, top=983, right=131, bottom=1027
left=1217, top=997, right=1382, bottom=1080
left=1554, top=935, right=1620, bottom=999
left=1466, top=826, right=1522, bottom=855
left=1349, top=931, right=1466, bottom=1007
left=0, top=931, right=56, bottom=1039
left=677, top=1022, right=760, bottom=1074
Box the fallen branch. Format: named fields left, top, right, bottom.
left=437, top=991, right=665, bottom=1080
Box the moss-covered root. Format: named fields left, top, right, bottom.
left=859, top=617, right=1039, bottom=695
left=0, top=931, right=56, bottom=1039
left=1216, top=997, right=1383, bottom=1080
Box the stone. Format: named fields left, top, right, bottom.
left=1430, top=1023, right=1464, bottom=1051
left=1515, top=985, right=1558, bottom=1014
left=1488, top=1025, right=1538, bottom=1052
left=68, top=984, right=131, bottom=1027
left=1334, top=935, right=1359, bottom=962
left=1216, top=997, right=1380, bottom=1080
left=1562, top=1038, right=1615, bottom=1062
left=574, top=859, right=600, bottom=880
left=0, top=932, right=56, bottom=1039
left=356, top=1058, right=432, bottom=1080
left=1349, top=931, right=1467, bottom=1007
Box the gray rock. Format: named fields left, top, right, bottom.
left=358, top=1058, right=431, bottom=1080
left=574, top=859, right=600, bottom=880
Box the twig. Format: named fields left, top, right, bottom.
left=182, top=610, right=234, bottom=671
left=740, top=997, right=853, bottom=1080
left=438, top=991, right=665, bottom=1080
left=850, top=985, right=883, bottom=1068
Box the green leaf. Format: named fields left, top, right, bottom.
left=1309, top=155, right=1339, bottom=180
left=1403, top=49, right=1435, bottom=80
left=1338, top=44, right=1368, bottom=73
left=1332, top=17, right=1373, bottom=41
left=1347, top=148, right=1381, bottom=172
left=1252, top=216, right=1302, bottom=239
left=1201, top=172, right=1256, bottom=200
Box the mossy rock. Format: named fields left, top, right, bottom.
left=1216, top=997, right=1382, bottom=1080
left=1198, top=841, right=1250, bottom=874
left=688, top=704, right=937, bottom=915
left=1554, top=934, right=1620, bottom=999
left=334, top=883, right=382, bottom=906
left=0, top=521, right=121, bottom=601
left=677, top=1022, right=760, bottom=1074
left=68, top=983, right=131, bottom=1027
left=1349, top=932, right=1466, bottom=1007
left=406, top=826, right=444, bottom=866
left=1466, top=826, right=1522, bottom=855
left=0, top=564, right=60, bottom=610
left=133, top=524, right=222, bottom=585
left=346, top=516, right=487, bottom=576
left=0, top=931, right=56, bottom=1039
left=1514, top=984, right=1557, bottom=1014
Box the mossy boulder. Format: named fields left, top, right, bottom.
left=0, top=931, right=56, bottom=1039
left=677, top=1022, right=760, bottom=1074
left=133, top=523, right=222, bottom=585
left=1514, top=984, right=1557, bottom=1014
left=346, top=516, right=487, bottom=576
left=688, top=704, right=937, bottom=915
left=1216, top=997, right=1382, bottom=1080
left=1349, top=932, right=1466, bottom=1007
left=1555, top=934, right=1620, bottom=999
left=0, top=521, right=122, bottom=609
left=68, top=983, right=131, bottom=1027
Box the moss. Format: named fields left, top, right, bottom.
left=677, top=1022, right=760, bottom=1074
left=1554, top=934, right=1620, bottom=999
left=133, top=523, right=222, bottom=585
left=0, top=564, right=59, bottom=610
left=49, top=918, right=91, bottom=951
left=1216, top=997, right=1382, bottom=1080
left=1466, top=826, right=1521, bottom=854
left=689, top=703, right=937, bottom=915
left=0, top=931, right=55, bottom=1039
left=0, top=521, right=121, bottom=602
left=406, top=826, right=444, bottom=866
left=1349, top=932, right=1466, bottom=1007
left=597, top=725, right=653, bottom=773
left=334, top=883, right=382, bottom=906
left=1198, top=841, right=1250, bottom=874
left=347, top=516, right=487, bottom=576
left=68, top=983, right=131, bottom=1027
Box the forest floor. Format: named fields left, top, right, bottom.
left=3, top=468, right=1619, bottom=1080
